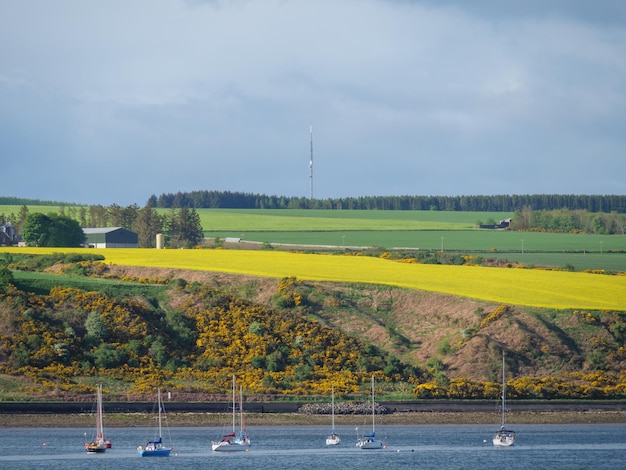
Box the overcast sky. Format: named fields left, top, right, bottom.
left=1, top=0, right=625, bottom=206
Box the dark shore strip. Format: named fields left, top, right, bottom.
left=0, top=401, right=624, bottom=427
left=1, top=411, right=625, bottom=428
left=2, top=399, right=625, bottom=415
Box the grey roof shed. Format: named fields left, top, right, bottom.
left=83, top=227, right=138, bottom=248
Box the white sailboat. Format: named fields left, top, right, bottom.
left=356, top=375, right=384, bottom=449
left=212, top=375, right=251, bottom=452
left=325, top=384, right=340, bottom=445
left=137, top=388, right=173, bottom=457
left=84, top=384, right=111, bottom=453
left=493, top=351, right=515, bottom=447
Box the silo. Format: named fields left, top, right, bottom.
left=156, top=233, right=164, bottom=249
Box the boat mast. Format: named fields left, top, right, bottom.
left=97, top=384, right=104, bottom=439
left=371, top=374, right=375, bottom=433
left=239, top=384, right=245, bottom=433
left=501, top=351, right=506, bottom=428
left=309, top=124, right=314, bottom=200
left=331, top=384, right=335, bottom=431
left=157, top=388, right=163, bottom=439
left=231, top=375, right=237, bottom=433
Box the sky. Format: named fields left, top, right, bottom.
left=1, top=0, right=625, bottom=206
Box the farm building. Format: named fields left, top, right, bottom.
left=0, top=223, right=23, bottom=246
left=83, top=227, right=138, bottom=248
left=479, top=218, right=511, bottom=229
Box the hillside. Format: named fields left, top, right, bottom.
left=106, top=264, right=625, bottom=382
left=0, top=256, right=624, bottom=401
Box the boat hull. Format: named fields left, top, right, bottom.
left=85, top=444, right=106, bottom=453
left=356, top=438, right=383, bottom=449
left=326, top=435, right=341, bottom=446
left=211, top=441, right=250, bottom=452
left=138, top=449, right=172, bottom=457
left=356, top=441, right=383, bottom=449
left=493, top=431, right=515, bottom=447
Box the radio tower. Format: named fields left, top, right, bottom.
left=309, top=124, right=314, bottom=200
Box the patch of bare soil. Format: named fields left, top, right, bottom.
left=104, top=264, right=280, bottom=306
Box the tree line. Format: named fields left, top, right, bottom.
left=511, top=207, right=626, bottom=235
left=1, top=204, right=204, bottom=248
left=152, top=191, right=626, bottom=212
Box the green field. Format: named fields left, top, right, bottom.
left=2, top=206, right=624, bottom=271
left=198, top=210, right=625, bottom=271
left=11, top=271, right=168, bottom=300
left=195, top=208, right=506, bottom=231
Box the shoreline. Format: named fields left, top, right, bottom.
left=1, top=410, right=625, bottom=428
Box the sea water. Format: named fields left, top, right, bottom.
left=0, top=424, right=625, bottom=469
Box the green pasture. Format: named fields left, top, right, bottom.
left=194, top=208, right=508, bottom=231
left=1, top=205, right=507, bottom=230
left=194, top=210, right=624, bottom=272
left=208, top=229, right=626, bottom=272
left=487, top=252, right=626, bottom=272
left=0, top=205, right=71, bottom=216
left=208, top=228, right=621, bottom=251
left=11, top=271, right=168, bottom=300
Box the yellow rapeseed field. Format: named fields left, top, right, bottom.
left=3, top=247, right=626, bottom=311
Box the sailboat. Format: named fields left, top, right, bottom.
left=325, top=384, right=340, bottom=445
left=493, top=351, right=515, bottom=447
left=356, top=375, right=384, bottom=449
left=84, top=384, right=111, bottom=453
left=212, top=375, right=251, bottom=452
left=137, top=388, right=173, bottom=457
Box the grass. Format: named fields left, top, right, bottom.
left=3, top=247, right=626, bottom=311
left=192, top=208, right=508, bottom=230
left=208, top=229, right=624, bottom=250
left=12, top=271, right=168, bottom=300
left=209, top=229, right=626, bottom=272
left=0, top=206, right=507, bottom=228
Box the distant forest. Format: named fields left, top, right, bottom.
left=2, top=193, right=625, bottom=213
left=150, top=191, right=626, bottom=213
left=0, top=197, right=78, bottom=207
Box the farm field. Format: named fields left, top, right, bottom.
left=209, top=228, right=623, bottom=251
left=3, top=247, right=626, bottom=311
left=197, top=210, right=625, bottom=271
left=2, top=207, right=624, bottom=271
left=0, top=206, right=508, bottom=229
left=193, top=208, right=508, bottom=230
left=210, top=230, right=625, bottom=272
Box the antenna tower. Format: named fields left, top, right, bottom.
left=309, top=124, right=314, bottom=200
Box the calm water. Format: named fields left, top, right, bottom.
left=0, top=424, right=625, bottom=469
